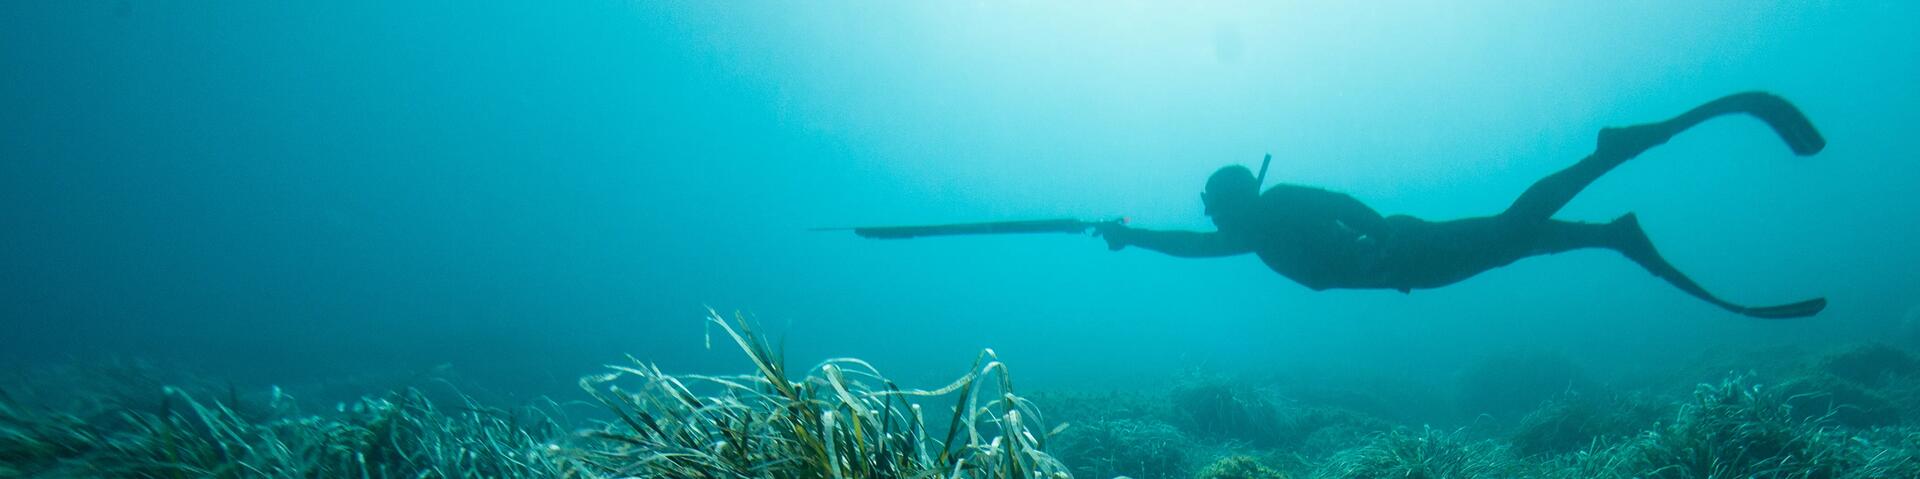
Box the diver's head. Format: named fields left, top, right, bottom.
left=1202, top=165, right=1260, bottom=218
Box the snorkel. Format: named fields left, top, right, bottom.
left=1256, top=153, right=1271, bottom=189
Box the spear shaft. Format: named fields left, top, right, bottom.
left=813, top=218, right=1125, bottom=240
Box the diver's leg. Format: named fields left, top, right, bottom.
left=1600, top=214, right=1826, bottom=319
left=1524, top=219, right=1614, bottom=256
left=1490, top=216, right=1826, bottom=318
left=1500, top=92, right=1826, bottom=224
left=1390, top=216, right=1609, bottom=289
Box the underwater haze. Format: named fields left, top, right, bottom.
left=5, top=1, right=1920, bottom=477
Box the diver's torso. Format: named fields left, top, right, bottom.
left=1231, top=186, right=1528, bottom=291
left=1234, top=186, right=1394, bottom=290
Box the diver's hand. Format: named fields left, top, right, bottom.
left=1091, top=222, right=1133, bottom=251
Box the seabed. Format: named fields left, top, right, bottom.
left=5, top=311, right=1920, bottom=478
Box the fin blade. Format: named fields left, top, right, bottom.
left=1738, top=297, right=1827, bottom=319
left=1729, top=91, right=1827, bottom=156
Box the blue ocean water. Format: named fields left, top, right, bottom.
left=3, top=2, right=1919, bottom=468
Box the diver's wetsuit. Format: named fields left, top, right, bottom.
left=1113, top=92, right=1828, bottom=319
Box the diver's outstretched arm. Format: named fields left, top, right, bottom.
left=1096, top=224, right=1253, bottom=258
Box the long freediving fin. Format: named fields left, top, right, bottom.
left=1733, top=297, right=1828, bottom=320
left=1685, top=91, right=1827, bottom=156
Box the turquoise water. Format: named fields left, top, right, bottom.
left=4, top=2, right=1919, bottom=477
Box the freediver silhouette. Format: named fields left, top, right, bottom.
left=1094, top=92, right=1828, bottom=319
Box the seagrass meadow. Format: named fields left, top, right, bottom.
left=7, top=2, right=1920, bottom=478
left=9, top=312, right=1920, bottom=477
